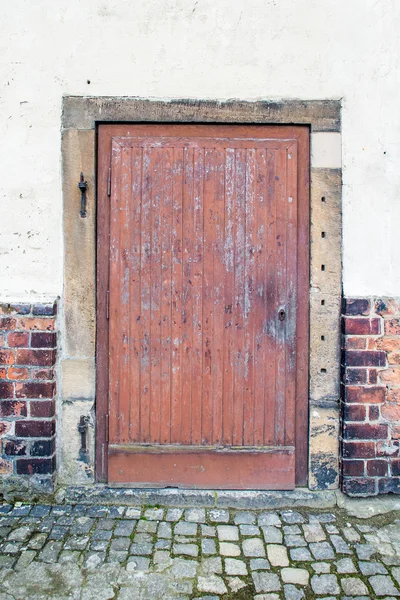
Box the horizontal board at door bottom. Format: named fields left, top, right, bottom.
left=109, top=444, right=294, bottom=455
left=108, top=449, right=295, bottom=489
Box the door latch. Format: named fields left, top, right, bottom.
left=78, top=172, right=88, bottom=218
left=278, top=309, right=286, bottom=321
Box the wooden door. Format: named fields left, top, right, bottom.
left=97, top=124, right=309, bottom=489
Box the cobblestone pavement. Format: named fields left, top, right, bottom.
left=0, top=503, right=399, bottom=599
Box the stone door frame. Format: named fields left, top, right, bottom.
left=61, top=96, right=342, bottom=490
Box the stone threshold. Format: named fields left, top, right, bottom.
left=60, top=486, right=337, bottom=509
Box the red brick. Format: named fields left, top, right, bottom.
left=379, top=367, right=400, bottom=385
left=381, top=403, right=400, bottom=422
left=0, top=400, right=27, bottom=417
left=18, top=318, right=55, bottom=332
left=368, top=369, right=378, bottom=384
left=376, top=337, right=400, bottom=352
left=16, top=457, right=55, bottom=475
left=385, top=318, right=400, bottom=335
left=366, top=459, right=388, bottom=477
left=4, top=440, right=27, bottom=456
left=379, top=478, right=400, bottom=494
left=7, top=367, right=29, bottom=381
left=16, top=349, right=55, bottom=367
left=0, top=334, right=4, bottom=346
left=31, top=332, right=56, bottom=348
left=0, top=304, right=30, bottom=316
left=342, top=459, right=364, bottom=477
left=392, top=426, right=400, bottom=439
left=343, top=298, right=370, bottom=316
left=345, top=386, right=386, bottom=404
left=0, top=367, right=6, bottom=379
left=7, top=332, right=29, bottom=348
left=345, top=350, right=386, bottom=367
left=377, top=440, right=400, bottom=456
left=0, top=317, right=17, bottom=331
left=375, top=298, right=400, bottom=316
left=344, top=368, right=367, bottom=385
left=343, top=404, right=366, bottom=421
left=30, top=368, right=55, bottom=381
left=32, top=303, right=57, bottom=316
left=343, top=317, right=381, bottom=336
left=345, top=336, right=367, bottom=350
left=343, top=423, right=389, bottom=440
left=342, top=441, right=376, bottom=459
left=15, top=382, right=55, bottom=399
left=30, top=400, right=55, bottom=418
left=391, top=459, right=400, bottom=476
left=0, top=458, right=13, bottom=474
left=369, top=405, right=380, bottom=420
left=388, top=351, right=400, bottom=365
left=31, top=438, right=55, bottom=456
left=0, top=350, right=15, bottom=365
left=0, top=382, right=14, bottom=398
left=15, top=420, right=55, bottom=437
left=387, top=389, right=400, bottom=403
left=342, top=477, right=377, bottom=495
left=0, top=422, right=12, bottom=437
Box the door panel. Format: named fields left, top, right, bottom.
left=97, top=124, right=309, bottom=489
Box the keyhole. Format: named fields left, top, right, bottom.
left=279, top=309, right=286, bottom=321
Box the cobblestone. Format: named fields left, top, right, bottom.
left=0, top=503, right=397, bottom=598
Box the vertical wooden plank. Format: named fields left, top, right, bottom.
left=284, top=143, right=298, bottom=446
left=160, top=147, right=173, bottom=444
left=170, top=147, right=184, bottom=444
left=274, top=147, right=288, bottom=446
left=108, top=140, right=122, bottom=445
left=264, top=150, right=277, bottom=446
left=243, top=149, right=256, bottom=446
left=181, top=147, right=194, bottom=443
left=202, top=148, right=215, bottom=444
left=212, top=148, right=225, bottom=445
left=149, top=148, right=162, bottom=444
left=128, top=147, right=143, bottom=443
left=117, top=145, right=132, bottom=443
left=232, top=149, right=246, bottom=446
left=253, top=148, right=267, bottom=445
left=139, top=146, right=153, bottom=443
left=191, top=147, right=204, bottom=445
left=222, top=148, right=235, bottom=446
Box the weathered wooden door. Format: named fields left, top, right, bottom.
left=97, top=124, right=309, bottom=489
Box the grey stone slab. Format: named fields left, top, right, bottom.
left=201, top=525, right=216, bottom=537
left=250, top=558, right=270, bottom=570
left=38, top=541, right=63, bottom=562
left=155, top=539, right=171, bottom=550
left=356, top=543, right=376, bottom=560
left=311, top=574, right=340, bottom=595
left=130, top=543, right=153, bottom=555
left=199, top=556, right=222, bottom=575
left=234, top=511, right=256, bottom=525
left=114, top=520, right=136, bottom=537
left=309, top=541, right=335, bottom=560
left=285, top=535, right=307, bottom=547
left=144, top=508, right=164, bottom=521
left=284, top=584, right=305, bottom=600
left=303, top=522, right=326, bottom=542
left=283, top=525, right=301, bottom=535
left=165, top=508, right=183, bottom=522
left=175, top=521, right=197, bottom=536
left=262, top=526, right=283, bottom=544
left=197, top=575, right=227, bottom=594
left=281, top=511, right=305, bottom=524
left=201, top=538, right=216, bottom=555
left=136, top=519, right=158, bottom=533
left=369, top=575, right=400, bottom=596
left=170, top=557, right=198, bottom=578
left=185, top=508, right=206, bottom=523
left=336, top=558, right=357, bottom=573
left=258, top=513, right=281, bottom=527
left=242, top=538, right=265, bottom=557
left=217, top=525, right=239, bottom=541
left=312, top=562, right=331, bottom=573
left=126, top=556, right=150, bottom=571
left=341, top=578, right=369, bottom=596
left=110, top=537, right=130, bottom=551
left=158, top=521, right=172, bottom=539
left=224, top=558, right=247, bottom=575
left=290, top=547, right=313, bottom=562
left=359, top=561, right=388, bottom=575
left=173, top=543, right=198, bottom=557
left=252, top=572, right=281, bottom=593
left=208, top=509, right=230, bottom=523
left=92, top=529, right=112, bottom=541
left=330, top=534, right=352, bottom=554
left=240, top=524, right=260, bottom=536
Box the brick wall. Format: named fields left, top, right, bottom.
left=0, top=302, right=57, bottom=479
left=341, top=297, right=400, bottom=496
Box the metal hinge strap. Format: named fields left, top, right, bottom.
left=106, top=290, right=110, bottom=320
left=107, top=167, right=111, bottom=196
left=105, top=414, right=109, bottom=443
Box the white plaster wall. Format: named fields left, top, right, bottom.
left=0, top=0, right=399, bottom=298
